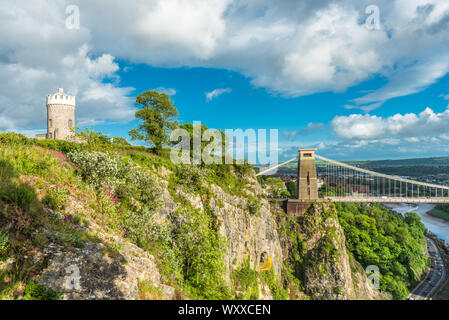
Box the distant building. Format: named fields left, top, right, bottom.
left=36, top=87, right=75, bottom=141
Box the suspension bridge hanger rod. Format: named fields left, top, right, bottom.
left=255, top=157, right=298, bottom=176
left=316, top=154, right=449, bottom=191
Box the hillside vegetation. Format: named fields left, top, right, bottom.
left=0, top=133, right=427, bottom=300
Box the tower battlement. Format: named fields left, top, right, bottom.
left=46, top=87, right=76, bottom=107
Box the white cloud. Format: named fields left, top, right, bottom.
left=206, top=88, right=232, bottom=101
left=282, top=123, right=325, bottom=140
left=154, top=87, right=177, bottom=96
left=331, top=106, right=449, bottom=140
left=76, top=0, right=449, bottom=102
left=0, top=1, right=134, bottom=131
left=3, top=0, right=449, bottom=131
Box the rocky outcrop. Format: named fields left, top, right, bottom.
left=36, top=239, right=174, bottom=300
left=296, top=204, right=386, bottom=300
left=209, top=184, right=283, bottom=282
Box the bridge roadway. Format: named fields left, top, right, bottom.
left=326, top=196, right=449, bottom=203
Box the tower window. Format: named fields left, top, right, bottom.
left=49, top=119, right=52, bottom=127
left=68, top=119, right=73, bottom=127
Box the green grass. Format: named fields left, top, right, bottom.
left=427, top=209, right=449, bottom=222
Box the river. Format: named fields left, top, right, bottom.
left=385, top=203, right=449, bottom=243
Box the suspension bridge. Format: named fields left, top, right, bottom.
left=257, top=149, right=449, bottom=215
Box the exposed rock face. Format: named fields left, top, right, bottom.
left=296, top=204, right=386, bottom=300
left=209, top=184, right=283, bottom=282
left=37, top=240, right=173, bottom=300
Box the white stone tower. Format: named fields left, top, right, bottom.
left=45, top=87, right=76, bottom=140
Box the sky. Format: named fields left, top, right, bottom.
left=1, top=0, right=449, bottom=162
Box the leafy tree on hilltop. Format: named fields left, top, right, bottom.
left=112, top=137, right=131, bottom=146
left=73, top=127, right=111, bottom=148
left=129, top=90, right=178, bottom=155
left=171, top=122, right=227, bottom=165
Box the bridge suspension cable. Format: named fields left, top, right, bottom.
left=255, top=156, right=297, bottom=176
left=316, top=154, right=449, bottom=191
left=316, top=154, right=449, bottom=202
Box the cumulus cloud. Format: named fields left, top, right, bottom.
left=0, top=0, right=135, bottom=131
left=3, top=0, right=449, bottom=131
left=77, top=0, right=449, bottom=102
left=205, top=88, right=232, bottom=101
left=154, top=87, right=177, bottom=96
left=331, top=106, right=449, bottom=140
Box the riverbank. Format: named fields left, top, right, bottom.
left=428, top=208, right=449, bottom=222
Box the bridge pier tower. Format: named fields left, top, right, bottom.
left=297, top=149, right=318, bottom=200
left=286, top=149, right=319, bottom=216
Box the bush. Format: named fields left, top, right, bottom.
left=0, top=230, right=9, bottom=260
left=123, top=169, right=162, bottom=205
left=232, top=259, right=259, bottom=300
left=68, top=150, right=131, bottom=189
left=336, top=202, right=427, bottom=299
left=34, top=139, right=83, bottom=154
left=177, top=164, right=207, bottom=192
left=0, top=133, right=32, bottom=146
left=42, top=184, right=70, bottom=211
left=248, top=198, right=261, bottom=215
left=23, top=282, right=59, bottom=300
left=125, top=209, right=169, bottom=248
left=0, top=183, right=37, bottom=211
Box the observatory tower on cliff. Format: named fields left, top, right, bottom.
left=36, top=87, right=76, bottom=141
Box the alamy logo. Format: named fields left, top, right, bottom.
left=366, top=265, right=380, bottom=290
left=65, top=264, right=81, bottom=291
left=365, top=5, right=380, bottom=30
left=170, top=121, right=278, bottom=171
left=66, top=5, right=80, bottom=30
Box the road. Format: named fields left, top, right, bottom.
left=408, top=237, right=447, bottom=300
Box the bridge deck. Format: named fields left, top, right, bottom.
left=327, top=196, right=449, bottom=203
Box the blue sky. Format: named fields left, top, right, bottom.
left=2, top=0, right=449, bottom=163
left=92, top=60, right=449, bottom=162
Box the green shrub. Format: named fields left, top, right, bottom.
left=0, top=159, right=16, bottom=179
left=125, top=209, right=169, bottom=247
left=0, top=230, right=9, bottom=260
left=23, top=281, right=59, bottom=300
left=0, top=183, right=37, bottom=211
left=68, top=150, right=131, bottom=190
left=232, top=259, right=259, bottom=300
left=0, top=133, right=32, bottom=146
left=34, top=139, right=83, bottom=154
left=122, top=169, right=162, bottom=205
left=248, top=198, right=261, bottom=215
left=260, top=268, right=288, bottom=300
left=42, top=185, right=70, bottom=211
left=177, top=164, right=207, bottom=192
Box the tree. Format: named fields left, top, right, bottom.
left=112, top=137, right=131, bottom=146
left=129, top=90, right=178, bottom=155
left=73, top=127, right=111, bottom=149
left=285, top=180, right=297, bottom=197
left=171, top=122, right=226, bottom=165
